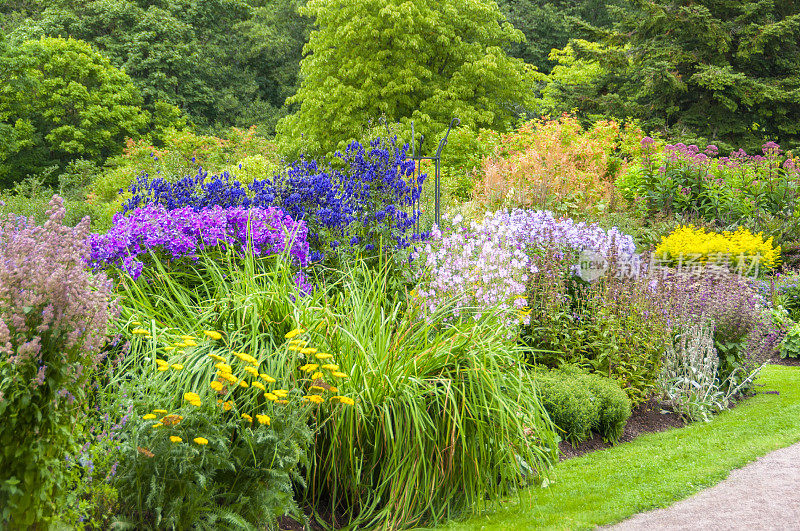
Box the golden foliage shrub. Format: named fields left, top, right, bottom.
left=474, top=114, right=644, bottom=218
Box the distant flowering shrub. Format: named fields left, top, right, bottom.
left=411, top=209, right=636, bottom=324
left=475, top=115, right=644, bottom=217
left=0, top=196, right=117, bottom=527
left=88, top=204, right=310, bottom=280
left=655, top=225, right=780, bottom=272
left=121, top=137, right=425, bottom=262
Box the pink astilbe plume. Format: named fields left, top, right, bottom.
left=0, top=195, right=117, bottom=392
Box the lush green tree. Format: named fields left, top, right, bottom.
left=0, top=37, right=148, bottom=187
left=621, top=0, right=800, bottom=149
left=543, top=0, right=800, bottom=151
left=277, top=0, right=539, bottom=156
left=538, top=39, right=634, bottom=121
left=9, top=0, right=310, bottom=134
left=497, top=0, right=630, bottom=74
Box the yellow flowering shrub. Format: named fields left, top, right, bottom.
left=655, top=225, right=780, bottom=272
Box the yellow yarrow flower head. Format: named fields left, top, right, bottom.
left=303, top=395, right=324, bottom=404
left=234, top=352, right=258, bottom=365
left=208, top=353, right=226, bottom=362
left=170, top=436, right=182, bottom=443
left=193, top=437, right=209, bottom=445
left=264, top=392, right=278, bottom=401
left=332, top=396, right=355, bottom=406
left=315, top=353, right=333, bottom=360
left=288, top=345, right=303, bottom=352
left=210, top=381, right=224, bottom=392
left=142, top=414, right=157, bottom=420
left=183, top=392, right=200, bottom=402
left=244, top=366, right=259, bottom=376
left=152, top=423, right=163, bottom=428
left=222, top=401, right=233, bottom=411
left=183, top=339, right=198, bottom=347
left=288, top=339, right=307, bottom=347
left=174, top=342, right=188, bottom=348
left=241, top=413, right=253, bottom=423
left=329, top=386, right=338, bottom=393
left=131, top=321, right=142, bottom=326
left=273, top=389, right=289, bottom=398
left=180, top=335, right=196, bottom=341
left=223, top=373, right=239, bottom=384
left=238, top=380, right=249, bottom=388
left=214, top=362, right=232, bottom=373
left=164, top=346, right=175, bottom=352
left=321, top=364, right=339, bottom=371
left=155, top=359, right=168, bottom=366
left=132, top=328, right=149, bottom=335
left=311, top=372, right=324, bottom=379
left=204, top=330, right=223, bottom=340
left=284, top=328, right=305, bottom=339
left=300, top=347, right=318, bottom=355
left=260, top=374, right=276, bottom=383
left=332, top=372, right=348, bottom=379
left=300, top=363, right=319, bottom=372
left=153, top=409, right=168, bottom=414
left=157, top=366, right=169, bottom=372
left=309, top=385, right=326, bottom=393
left=252, top=381, right=266, bottom=391
left=256, top=414, right=270, bottom=425
left=170, top=364, right=183, bottom=370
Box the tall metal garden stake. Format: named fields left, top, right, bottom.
left=410, top=117, right=459, bottom=228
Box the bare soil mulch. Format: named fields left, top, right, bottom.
left=558, top=397, right=685, bottom=460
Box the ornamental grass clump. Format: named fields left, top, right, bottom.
left=113, top=329, right=354, bottom=528
left=110, top=247, right=354, bottom=527
left=0, top=196, right=117, bottom=527
left=304, top=260, right=558, bottom=529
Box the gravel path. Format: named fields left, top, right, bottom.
left=611, top=442, right=800, bottom=530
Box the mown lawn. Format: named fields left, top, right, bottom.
left=430, top=364, right=800, bottom=531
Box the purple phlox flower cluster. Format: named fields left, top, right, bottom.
left=88, top=204, right=310, bottom=280
left=411, top=209, right=637, bottom=326
left=122, top=137, right=426, bottom=261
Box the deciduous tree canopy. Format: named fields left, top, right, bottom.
left=0, top=37, right=148, bottom=185
left=276, top=0, right=539, bottom=156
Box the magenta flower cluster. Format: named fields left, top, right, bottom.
left=88, top=205, right=310, bottom=279
left=633, top=139, right=799, bottom=224
left=411, top=209, right=636, bottom=324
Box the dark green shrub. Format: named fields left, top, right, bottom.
left=562, top=366, right=632, bottom=443
left=535, top=366, right=632, bottom=445
left=535, top=371, right=599, bottom=444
